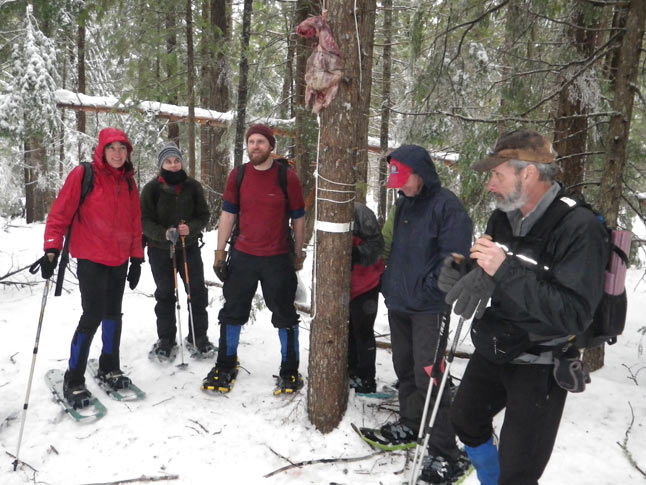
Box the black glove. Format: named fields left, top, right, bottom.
left=127, top=258, right=143, bottom=290
left=214, top=250, right=228, bottom=281
left=437, top=255, right=468, bottom=294
left=33, top=249, right=59, bottom=280
left=166, top=227, right=179, bottom=245
left=445, top=266, right=495, bottom=320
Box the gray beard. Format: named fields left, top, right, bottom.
left=495, top=181, right=527, bottom=212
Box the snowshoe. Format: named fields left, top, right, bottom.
left=87, top=359, right=146, bottom=401
left=185, top=335, right=217, bottom=359
left=45, top=369, right=106, bottom=422
left=149, top=339, right=178, bottom=362
left=352, top=421, right=417, bottom=451
left=64, top=382, right=93, bottom=409
left=201, top=361, right=239, bottom=393
left=273, top=370, right=304, bottom=395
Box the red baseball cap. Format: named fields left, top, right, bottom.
left=386, top=159, right=413, bottom=188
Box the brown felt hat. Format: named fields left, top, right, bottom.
left=473, top=130, right=556, bottom=171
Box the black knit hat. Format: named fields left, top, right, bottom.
left=158, top=141, right=183, bottom=169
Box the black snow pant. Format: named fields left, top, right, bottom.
left=148, top=244, right=209, bottom=343
left=348, top=284, right=380, bottom=382
left=66, top=259, right=128, bottom=386
left=217, top=250, right=299, bottom=368
left=388, top=310, right=459, bottom=461
left=451, top=351, right=568, bottom=485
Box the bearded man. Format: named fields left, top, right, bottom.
left=202, top=124, right=306, bottom=395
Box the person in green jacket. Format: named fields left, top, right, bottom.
left=141, top=141, right=214, bottom=360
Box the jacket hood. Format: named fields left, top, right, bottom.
left=93, top=127, right=134, bottom=173
left=387, top=145, right=441, bottom=195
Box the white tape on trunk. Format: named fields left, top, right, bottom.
left=315, top=220, right=353, bottom=233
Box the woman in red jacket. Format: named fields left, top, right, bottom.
left=39, top=127, right=144, bottom=409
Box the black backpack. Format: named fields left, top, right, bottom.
left=536, top=195, right=629, bottom=348
left=228, top=158, right=295, bottom=254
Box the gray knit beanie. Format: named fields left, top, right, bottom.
left=158, top=141, right=183, bottom=169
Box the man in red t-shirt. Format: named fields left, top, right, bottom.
left=202, top=124, right=306, bottom=395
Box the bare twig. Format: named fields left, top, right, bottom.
left=0, top=263, right=31, bottom=281
left=5, top=451, right=38, bottom=472
left=616, top=402, right=646, bottom=478
left=79, top=475, right=179, bottom=485
left=264, top=448, right=385, bottom=478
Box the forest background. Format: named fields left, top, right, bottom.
left=1, top=0, right=646, bottom=433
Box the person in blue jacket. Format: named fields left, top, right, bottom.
left=380, top=145, right=473, bottom=484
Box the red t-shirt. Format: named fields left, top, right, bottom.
left=223, top=162, right=305, bottom=256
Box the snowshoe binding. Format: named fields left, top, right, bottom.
left=352, top=421, right=417, bottom=451
left=149, top=339, right=178, bottom=363
left=419, top=451, right=471, bottom=484
left=201, top=360, right=240, bottom=393
left=87, top=359, right=145, bottom=401
left=185, top=335, right=217, bottom=359
left=273, top=369, right=304, bottom=396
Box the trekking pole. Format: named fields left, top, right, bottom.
left=409, top=314, right=467, bottom=485
left=408, top=308, right=450, bottom=483
left=171, top=243, right=188, bottom=369
left=180, top=234, right=197, bottom=351
left=14, top=259, right=52, bottom=470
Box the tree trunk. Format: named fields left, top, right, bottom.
left=186, top=0, right=196, bottom=177
left=166, top=7, right=180, bottom=143
left=378, top=0, right=393, bottom=225
left=308, top=0, right=368, bottom=433
left=280, top=2, right=295, bottom=122
left=352, top=2, right=376, bottom=204
left=24, top=136, right=46, bottom=223
left=233, top=0, right=252, bottom=167
left=76, top=12, right=86, bottom=162
left=293, top=0, right=319, bottom=248
left=200, top=0, right=231, bottom=225
left=590, top=0, right=646, bottom=371
left=553, top=4, right=600, bottom=194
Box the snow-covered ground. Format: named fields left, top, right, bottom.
left=1, top=218, right=645, bottom=484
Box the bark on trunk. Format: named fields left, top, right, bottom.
left=590, top=0, right=646, bottom=372
left=186, top=0, right=196, bottom=177
left=307, top=0, right=374, bottom=433
left=233, top=0, right=252, bottom=167
left=378, top=0, right=393, bottom=225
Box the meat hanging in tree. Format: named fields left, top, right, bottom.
left=295, top=14, right=344, bottom=114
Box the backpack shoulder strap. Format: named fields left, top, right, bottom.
left=275, top=158, right=290, bottom=203
left=235, top=163, right=248, bottom=204
left=79, top=162, right=94, bottom=206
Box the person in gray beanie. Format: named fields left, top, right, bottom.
left=141, top=140, right=214, bottom=361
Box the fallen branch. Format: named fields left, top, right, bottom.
left=0, top=263, right=31, bottom=281
left=616, top=402, right=646, bottom=478
left=5, top=451, right=38, bottom=472
left=264, top=447, right=384, bottom=478
left=80, top=475, right=179, bottom=485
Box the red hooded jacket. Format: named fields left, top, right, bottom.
left=44, top=128, right=144, bottom=266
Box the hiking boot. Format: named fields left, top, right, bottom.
left=97, top=369, right=131, bottom=390
left=419, top=453, right=469, bottom=484
left=349, top=375, right=377, bottom=394
left=274, top=369, right=304, bottom=395
left=150, top=339, right=178, bottom=361
left=201, top=361, right=239, bottom=393
left=379, top=421, right=416, bottom=445
left=63, top=377, right=92, bottom=409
